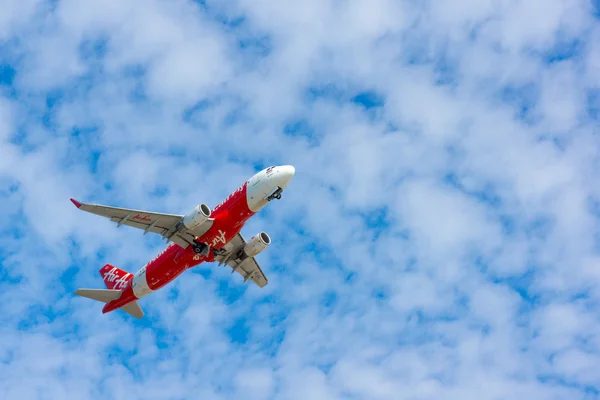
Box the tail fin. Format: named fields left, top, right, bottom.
left=99, top=264, right=133, bottom=290
left=74, top=289, right=122, bottom=303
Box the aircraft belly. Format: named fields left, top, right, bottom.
left=198, top=199, right=252, bottom=249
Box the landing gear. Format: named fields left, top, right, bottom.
left=193, top=242, right=210, bottom=257
left=213, top=248, right=226, bottom=256
left=266, top=187, right=283, bottom=201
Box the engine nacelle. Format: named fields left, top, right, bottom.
left=182, top=203, right=211, bottom=230
left=240, top=232, right=271, bottom=258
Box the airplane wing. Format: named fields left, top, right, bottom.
left=70, top=198, right=213, bottom=249
left=215, top=233, right=268, bottom=288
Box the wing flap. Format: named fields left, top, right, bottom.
left=245, top=257, right=269, bottom=288
left=108, top=217, right=194, bottom=248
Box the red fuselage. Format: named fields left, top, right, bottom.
left=102, top=181, right=257, bottom=314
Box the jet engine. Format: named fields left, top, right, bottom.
left=182, top=203, right=211, bottom=230
left=239, top=232, right=271, bottom=258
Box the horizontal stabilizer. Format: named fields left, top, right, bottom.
left=121, top=301, right=144, bottom=319
left=74, top=289, right=122, bottom=303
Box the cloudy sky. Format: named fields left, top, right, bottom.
left=1, top=0, right=600, bottom=399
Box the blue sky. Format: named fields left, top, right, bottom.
left=1, top=0, right=600, bottom=399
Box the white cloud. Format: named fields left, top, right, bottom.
left=235, top=368, right=275, bottom=400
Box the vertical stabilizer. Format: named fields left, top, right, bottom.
left=99, top=264, right=133, bottom=290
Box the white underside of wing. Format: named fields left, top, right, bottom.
left=215, top=233, right=269, bottom=288
left=72, top=199, right=214, bottom=248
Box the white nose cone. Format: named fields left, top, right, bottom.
left=277, top=165, right=295, bottom=188
left=246, top=165, right=296, bottom=212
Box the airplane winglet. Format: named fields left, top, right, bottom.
left=70, top=198, right=82, bottom=208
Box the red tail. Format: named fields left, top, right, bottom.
left=99, top=264, right=132, bottom=290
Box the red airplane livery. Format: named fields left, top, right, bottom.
left=72, top=165, right=295, bottom=318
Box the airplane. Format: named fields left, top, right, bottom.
left=72, top=165, right=295, bottom=319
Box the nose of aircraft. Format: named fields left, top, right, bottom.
left=278, top=165, right=295, bottom=187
